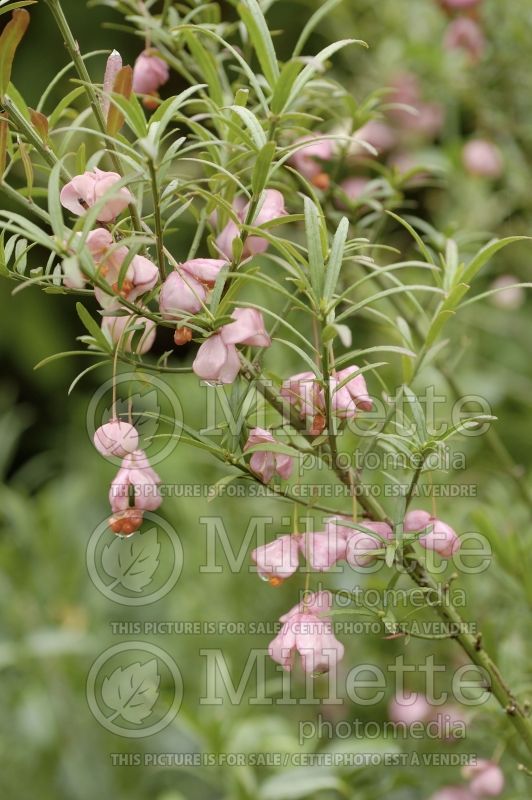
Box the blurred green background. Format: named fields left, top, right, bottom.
left=1, top=1, right=532, bottom=798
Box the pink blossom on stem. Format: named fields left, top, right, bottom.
left=109, top=449, right=161, bottom=535
left=345, top=520, right=394, bottom=567
left=192, top=308, right=271, bottom=383
left=462, top=760, right=505, bottom=796
left=84, top=229, right=158, bottom=307
left=102, top=310, right=157, bottom=355
left=251, top=535, right=301, bottom=585
left=215, top=190, right=286, bottom=259
left=244, top=427, right=293, bottom=483
left=159, top=270, right=207, bottom=317
left=462, top=139, right=503, bottom=178
left=444, top=17, right=486, bottom=62
left=60, top=169, right=132, bottom=222
left=268, top=590, right=344, bottom=673
left=334, top=366, right=373, bottom=412
left=404, top=510, right=461, bottom=557
left=300, top=531, right=347, bottom=571
left=93, top=420, right=139, bottom=458
left=132, top=50, right=169, bottom=107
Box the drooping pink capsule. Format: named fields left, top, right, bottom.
left=93, top=420, right=139, bottom=458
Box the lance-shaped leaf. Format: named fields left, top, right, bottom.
left=237, top=0, right=279, bottom=88
left=0, top=8, right=30, bottom=97
left=106, top=64, right=133, bottom=136
left=0, top=112, right=8, bottom=176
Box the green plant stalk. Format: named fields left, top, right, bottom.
left=45, top=0, right=143, bottom=236
left=0, top=179, right=51, bottom=223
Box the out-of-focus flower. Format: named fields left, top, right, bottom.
left=251, top=535, right=301, bottom=585
left=290, top=133, right=335, bottom=188
left=462, top=139, right=503, bottom=178
left=215, top=189, right=286, bottom=259
left=429, top=788, right=475, bottom=800
left=60, top=169, right=132, bottom=222
left=352, top=120, right=397, bottom=156
left=444, top=17, right=486, bottom=62
left=268, top=590, right=344, bottom=674
left=192, top=308, right=271, bottom=384
left=388, top=691, right=432, bottom=725
left=404, top=510, right=461, bottom=557
left=132, top=50, right=169, bottom=107
left=102, top=310, right=157, bottom=355
left=389, top=73, right=444, bottom=137
left=244, top=427, right=293, bottom=483
left=102, top=49, right=123, bottom=117
left=109, top=449, right=161, bottom=534
left=93, top=420, right=139, bottom=458
left=338, top=177, right=371, bottom=207
left=462, top=760, right=505, bottom=796
left=440, top=0, right=482, bottom=10
left=489, top=275, right=525, bottom=310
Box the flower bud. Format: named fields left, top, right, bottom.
left=93, top=420, right=139, bottom=458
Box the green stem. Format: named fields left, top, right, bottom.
left=147, top=158, right=166, bottom=278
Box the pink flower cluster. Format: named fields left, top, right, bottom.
left=281, top=366, right=373, bottom=435
left=61, top=172, right=159, bottom=354
left=92, top=420, right=161, bottom=535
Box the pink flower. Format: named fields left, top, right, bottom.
left=281, top=371, right=323, bottom=419
left=462, top=760, right=505, bottom=797
left=404, top=510, right=461, bottom=557
left=334, top=366, right=373, bottom=412
left=83, top=229, right=158, bottom=306
left=180, top=258, right=227, bottom=287
left=444, top=17, right=485, bottom=62
left=388, top=74, right=444, bottom=137
left=290, top=134, right=335, bottom=185
left=345, top=520, right=394, bottom=567
left=462, top=139, right=503, bottom=178
left=216, top=190, right=286, bottom=259
left=102, top=310, right=157, bottom=355
left=132, top=50, right=169, bottom=103
left=192, top=308, right=271, bottom=384
left=244, top=427, right=293, bottom=483
left=268, top=590, right=344, bottom=674
left=251, top=535, right=301, bottom=585
left=93, top=420, right=139, bottom=458
left=490, top=275, right=525, bottom=310
left=300, top=531, right=347, bottom=571
left=109, top=449, right=161, bottom=534
left=338, top=177, right=371, bottom=207
left=352, top=120, right=396, bottom=156
left=388, top=691, right=432, bottom=725
left=159, top=270, right=207, bottom=317
left=60, top=169, right=132, bottom=222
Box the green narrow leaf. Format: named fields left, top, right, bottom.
left=304, top=196, right=325, bottom=297
left=0, top=8, right=30, bottom=97
left=323, top=216, right=348, bottom=301
left=237, top=0, right=279, bottom=88
left=251, top=141, right=276, bottom=195
left=47, top=159, right=65, bottom=239
left=293, top=0, right=344, bottom=57
left=228, top=105, right=267, bottom=150
left=28, top=107, right=48, bottom=142
left=76, top=302, right=111, bottom=351
left=460, top=236, right=531, bottom=285
left=287, top=39, right=364, bottom=108
left=270, top=59, right=304, bottom=115
left=184, top=31, right=224, bottom=107
left=0, top=112, right=8, bottom=176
